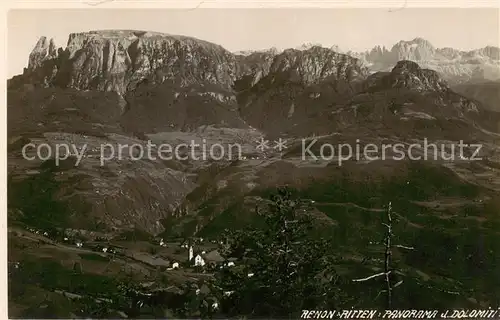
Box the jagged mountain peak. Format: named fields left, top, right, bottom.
left=28, top=36, right=58, bottom=70
left=366, top=60, right=448, bottom=93
left=294, top=42, right=323, bottom=50
left=389, top=60, right=448, bottom=91
left=268, top=45, right=369, bottom=85
left=359, top=38, right=500, bottom=84
left=392, top=37, right=435, bottom=50
left=392, top=60, right=425, bottom=73
left=234, top=47, right=281, bottom=56
left=400, top=37, right=434, bottom=45
left=391, top=37, right=435, bottom=61
left=293, top=43, right=342, bottom=53
left=473, top=46, right=500, bottom=60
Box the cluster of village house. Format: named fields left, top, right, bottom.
left=159, top=238, right=237, bottom=271
left=24, top=226, right=251, bottom=278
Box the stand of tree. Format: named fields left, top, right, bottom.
left=210, top=187, right=349, bottom=318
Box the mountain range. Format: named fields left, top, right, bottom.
left=352, top=37, right=500, bottom=84
left=14, top=32, right=500, bottom=90
left=239, top=37, right=500, bottom=85
left=8, top=30, right=500, bottom=316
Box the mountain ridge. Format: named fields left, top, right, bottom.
left=354, top=37, right=500, bottom=84
left=16, top=30, right=371, bottom=100
left=16, top=31, right=500, bottom=94
left=12, top=30, right=497, bottom=139
left=232, top=37, right=500, bottom=84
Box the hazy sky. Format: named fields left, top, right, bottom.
left=7, top=8, right=499, bottom=77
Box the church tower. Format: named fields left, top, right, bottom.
left=189, top=245, right=194, bottom=261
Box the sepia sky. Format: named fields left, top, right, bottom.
left=7, top=8, right=499, bottom=77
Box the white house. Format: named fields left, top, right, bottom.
left=76, top=241, right=83, bottom=248
left=247, top=273, right=254, bottom=277
left=172, top=262, right=179, bottom=269
left=194, top=254, right=206, bottom=267
left=188, top=245, right=211, bottom=267
left=226, top=261, right=235, bottom=267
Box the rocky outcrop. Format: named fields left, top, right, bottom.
left=236, top=46, right=371, bottom=136
left=25, top=30, right=240, bottom=95
left=386, top=60, right=448, bottom=92
left=24, top=36, right=61, bottom=87
left=363, top=60, right=481, bottom=118
left=28, top=36, right=58, bottom=70
left=265, top=46, right=369, bottom=85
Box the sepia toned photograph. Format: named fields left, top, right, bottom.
left=6, top=7, right=500, bottom=319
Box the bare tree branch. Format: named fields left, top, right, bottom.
left=394, top=245, right=414, bottom=250
left=352, top=271, right=390, bottom=282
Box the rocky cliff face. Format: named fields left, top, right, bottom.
left=267, top=46, right=369, bottom=85
left=28, top=36, right=58, bottom=70
left=25, top=30, right=240, bottom=95
left=391, top=38, right=436, bottom=61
